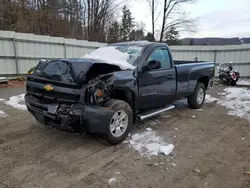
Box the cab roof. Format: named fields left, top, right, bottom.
left=108, top=41, right=154, bottom=47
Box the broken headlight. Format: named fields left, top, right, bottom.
left=87, top=78, right=110, bottom=105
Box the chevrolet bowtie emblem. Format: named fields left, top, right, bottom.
left=44, top=84, right=54, bottom=92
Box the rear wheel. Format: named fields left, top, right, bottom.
left=102, top=99, right=132, bottom=145
left=231, top=80, right=237, bottom=86
left=187, top=82, right=206, bottom=109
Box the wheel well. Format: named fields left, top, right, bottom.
left=110, top=89, right=133, bottom=107
left=197, top=76, right=209, bottom=89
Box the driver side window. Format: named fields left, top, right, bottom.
left=147, top=48, right=172, bottom=70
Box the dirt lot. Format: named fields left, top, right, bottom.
left=0, top=85, right=250, bottom=188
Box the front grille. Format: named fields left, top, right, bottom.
left=26, top=76, right=83, bottom=104
left=27, top=86, right=80, bottom=104
left=27, top=76, right=81, bottom=89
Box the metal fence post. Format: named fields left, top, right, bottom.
left=13, top=37, right=19, bottom=75
left=213, top=49, right=218, bottom=77
left=63, top=43, right=67, bottom=58
left=213, top=49, right=217, bottom=64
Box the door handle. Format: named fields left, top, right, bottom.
left=166, top=74, right=174, bottom=79
left=157, top=74, right=174, bottom=79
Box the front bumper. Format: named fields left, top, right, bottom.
left=25, top=94, right=114, bottom=134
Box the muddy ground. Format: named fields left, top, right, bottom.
left=0, top=85, right=249, bottom=188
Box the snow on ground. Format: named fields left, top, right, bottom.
left=4, top=94, right=27, bottom=110
left=0, top=98, right=5, bottom=102
left=108, top=178, right=117, bottom=184
left=0, top=110, right=8, bottom=118
left=217, top=87, right=250, bottom=122
left=238, top=79, right=250, bottom=86
left=126, top=130, right=174, bottom=156
left=205, top=94, right=218, bottom=103
left=83, top=46, right=135, bottom=70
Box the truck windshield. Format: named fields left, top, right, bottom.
left=111, top=45, right=142, bottom=65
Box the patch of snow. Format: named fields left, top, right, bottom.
left=129, top=140, right=135, bottom=145
left=131, top=133, right=139, bottom=140
left=145, top=127, right=152, bottom=131
left=174, top=128, right=178, bottom=130
left=151, top=151, right=158, bottom=156
left=4, top=94, right=27, bottom=110
left=108, top=178, right=116, bottom=184
left=205, top=94, right=218, bottom=103
left=159, top=144, right=174, bottom=156
left=196, top=109, right=203, bottom=111
left=0, top=110, right=8, bottom=118
left=0, top=98, right=5, bottom=102
left=192, top=115, right=195, bottom=118
left=171, top=163, right=177, bottom=167
left=173, top=99, right=188, bottom=108
left=128, top=131, right=174, bottom=156
left=217, top=87, right=250, bottom=122
left=83, top=46, right=135, bottom=70
left=238, top=79, right=250, bottom=86
left=219, top=92, right=226, bottom=96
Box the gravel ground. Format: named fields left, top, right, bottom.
left=0, top=84, right=249, bottom=188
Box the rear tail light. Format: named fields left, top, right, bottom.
left=231, top=73, right=237, bottom=80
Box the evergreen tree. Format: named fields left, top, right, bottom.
left=120, top=6, right=134, bottom=41
left=165, top=26, right=180, bottom=45
left=107, top=21, right=120, bottom=43
left=145, top=32, right=155, bottom=42
left=129, top=29, right=144, bottom=41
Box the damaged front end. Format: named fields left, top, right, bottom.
left=25, top=59, right=116, bottom=133
left=25, top=80, right=116, bottom=134
left=25, top=93, right=115, bottom=134
left=25, top=58, right=135, bottom=134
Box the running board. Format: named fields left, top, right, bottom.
left=137, top=105, right=175, bottom=121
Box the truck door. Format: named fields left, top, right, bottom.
left=137, top=47, right=176, bottom=110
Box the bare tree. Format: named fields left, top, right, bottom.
left=159, top=0, right=197, bottom=42
left=0, top=0, right=128, bottom=42
left=145, top=0, right=160, bottom=40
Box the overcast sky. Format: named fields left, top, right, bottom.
left=130, top=0, right=250, bottom=38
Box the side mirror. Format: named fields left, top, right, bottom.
left=142, top=60, right=161, bottom=71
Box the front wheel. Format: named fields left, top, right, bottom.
left=231, top=80, right=237, bottom=86
left=102, top=99, right=133, bottom=145
left=187, top=83, right=206, bottom=109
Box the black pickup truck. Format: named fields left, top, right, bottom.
left=25, top=41, right=214, bottom=144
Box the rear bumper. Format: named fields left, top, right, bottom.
left=25, top=94, right=114, bottom=134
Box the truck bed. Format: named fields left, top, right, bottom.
left=174, top=61, right=215, bottom=98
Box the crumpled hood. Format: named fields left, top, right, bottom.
left=83, top=46, right=136, bottom=70
left=33, top=58, right=121, bottom=84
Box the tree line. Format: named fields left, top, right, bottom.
left=0, top=0, right=196, bottom=45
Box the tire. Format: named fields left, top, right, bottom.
left=187, top=82, right=206, bottom=109
left=101, top=99, right=133, bottom=145
left=231, top=80, right=237, bottom=86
